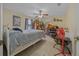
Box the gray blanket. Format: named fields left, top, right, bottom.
left=8, top=30, right=45, bottom=55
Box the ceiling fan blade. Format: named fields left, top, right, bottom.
left=33, top=13, right=39, bottom=15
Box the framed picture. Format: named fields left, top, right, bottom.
left=13, top=15, right=21, bottom=26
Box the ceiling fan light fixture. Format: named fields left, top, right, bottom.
left=57, top=3, right=61, bottom=6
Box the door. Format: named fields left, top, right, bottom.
left=25, top=18, right=32, bottom=30
left=0, top=3, right=3, bottom=56
left=74, top=4, right=79, bottom=56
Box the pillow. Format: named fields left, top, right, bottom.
left=12, top=28, right=23, bottom=32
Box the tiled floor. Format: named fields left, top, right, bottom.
left=16, top=35, right=62, bottom=56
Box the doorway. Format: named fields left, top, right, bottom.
left=25, top=18, right=32, bottom=30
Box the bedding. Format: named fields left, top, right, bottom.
left=12, top=28, right=23, bottom=32
left=4, top=29, right=45, bottom=55
left=23, top=29, right=43, bottom=34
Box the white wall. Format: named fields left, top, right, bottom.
left=74, top=4, right=79, bottom=36
left=64, top=3, right=79, bottom=55
left=40, top=16, right=65, bottom=27
left=64, top=4, right=75, bottom=55
left=3, top=8, right=29, bottom=30
left=73, top=4, right=79, bottom=56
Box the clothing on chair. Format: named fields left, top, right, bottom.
left=54, top=27, right=72, bottom=55
left=56, top=28, right=65, bottom=40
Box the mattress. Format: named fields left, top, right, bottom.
left=4, top=29, right=45, bottom=55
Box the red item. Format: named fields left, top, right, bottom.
left=56, top=28, right=65, bottom=40
left=54, top=28, right=71, bottom=56
left=56, top=28, right=65, bottom=55
left=55, top=28, right=69, bottom=56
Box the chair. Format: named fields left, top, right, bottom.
left=53, top=28, right=71, bottom=56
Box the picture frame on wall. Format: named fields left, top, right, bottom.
left=53, top=18, right=62, bottom=22
left=13, top=15, right=21, bottom=26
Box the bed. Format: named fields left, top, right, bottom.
left=3, top=29, right=45, bottom=56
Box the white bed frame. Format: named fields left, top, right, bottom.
left=6, top=29, right=45, bottom=56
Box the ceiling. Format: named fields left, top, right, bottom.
left=3, top=3, right=69, bottom=17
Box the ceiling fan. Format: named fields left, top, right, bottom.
left=33, top=9, right=48, bottom=18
